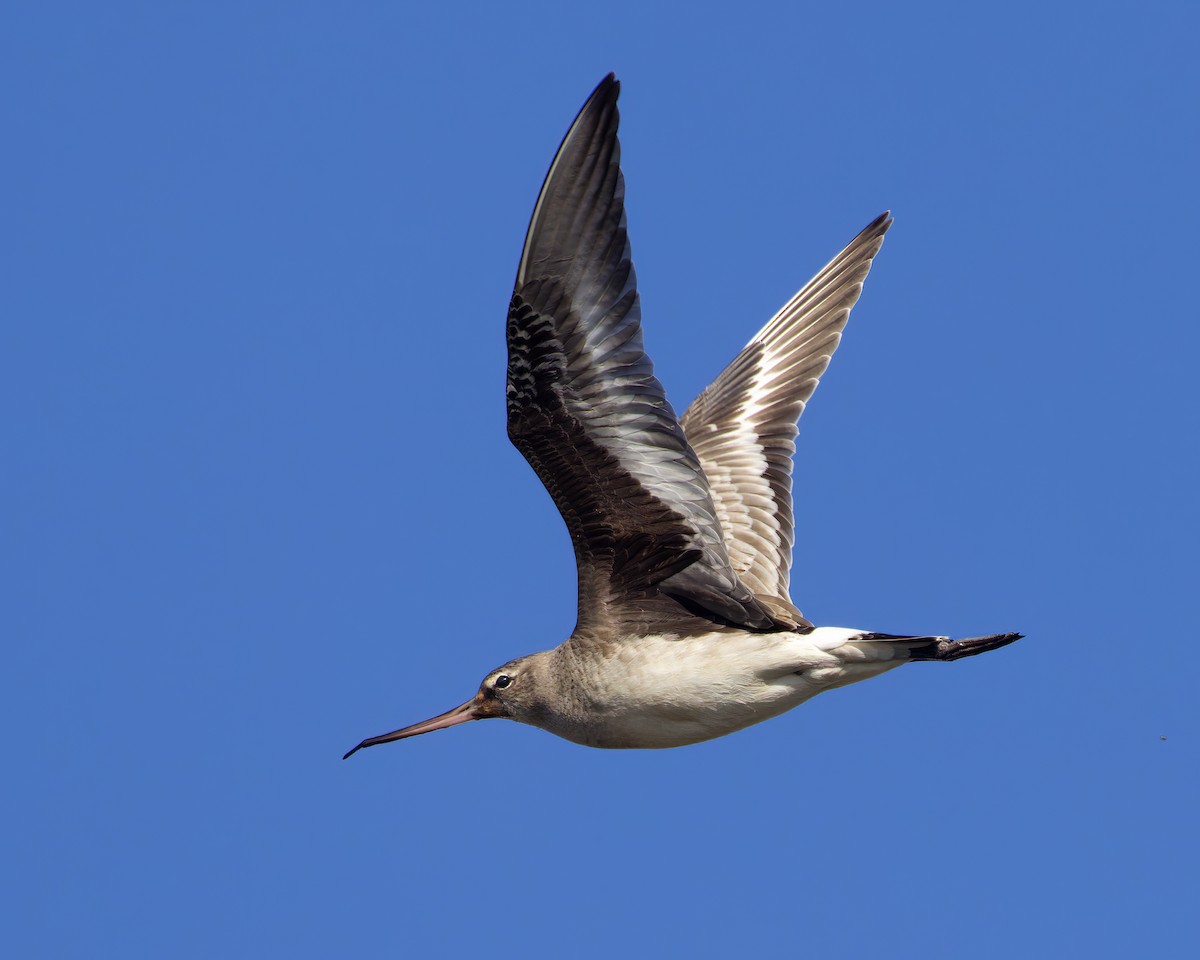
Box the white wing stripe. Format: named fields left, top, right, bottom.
left=680, top=213, right=892, bottom=610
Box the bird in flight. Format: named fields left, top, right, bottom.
left=344, top=74, right=1020, bottom=758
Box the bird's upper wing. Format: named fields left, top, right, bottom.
left=680, top=213, right=892, bottom=612
left=507, top=74, right=778, bottom=636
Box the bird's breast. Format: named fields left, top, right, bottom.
left=542, top=631, right=823, bottom=749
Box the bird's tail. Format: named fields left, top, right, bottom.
left=897, top=632, right=1024, bottom=661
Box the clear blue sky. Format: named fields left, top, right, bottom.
left=3, top=1, right=1196, bottom=957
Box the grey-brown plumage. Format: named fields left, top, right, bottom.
left=507, top=76, right=777, bottom=635
left=342, top=75, right=1022, bottom=759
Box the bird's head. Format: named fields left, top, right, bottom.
left=342, top=653, right=549, bottom=759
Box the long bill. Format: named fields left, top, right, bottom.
left=342, top=699, right=480, bottom=759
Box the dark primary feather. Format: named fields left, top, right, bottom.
left=507, top=74, right=778, bottom=636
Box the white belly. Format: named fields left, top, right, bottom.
left=546, top=629, right=904, bottom=749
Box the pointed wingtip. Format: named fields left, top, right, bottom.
left=588, top=72, right=620, bottom=105
left=342, top=743, right=363, bottom=761
left=850, top=211, right=894, bottom=245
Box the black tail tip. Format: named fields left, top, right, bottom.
left=914, top=631, right=1024, bottom=662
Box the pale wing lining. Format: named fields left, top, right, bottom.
left=681, top=214, right=892, bottom=610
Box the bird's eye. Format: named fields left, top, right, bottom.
left=494, top=674, right=512, bottom=690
